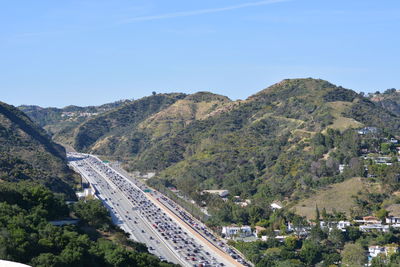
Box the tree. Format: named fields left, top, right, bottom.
left=328, top=228, right=345, bottom=249
left=300, top=240, right=322, bottom=266
left=152, top=91, right=157, bottom=96
left=375, top=208, right=389, bottom=222
left=341, top=243, right=367, bottom=267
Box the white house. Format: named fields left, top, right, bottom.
left=222, top=226, right=252, bottom=238
left=203, top=190, right=229, bottom=198
left=386, top=216, right=400, bottom=224
left=320, top=221, right=351, bottom=232
left=360, top=224, right=390, bottom=232
left=76, top=188, right=95, bottom=199
left=270, top=202, right=283, bottom=210
left=357, top=127, right=378, bottom=135
left=368, top=245, right=399, bottom=262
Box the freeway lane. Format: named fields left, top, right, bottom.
left=68, top=154, right=185, bottom=266
left=69, top=152, right=243, bottom=267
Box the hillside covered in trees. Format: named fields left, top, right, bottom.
left=19, top=99, right=132, bottom=138
left=1, top=100, right=178, bottom=266
left=0, top=101, right=78, bottom=196
left=28, top=79, right=400, bottom=210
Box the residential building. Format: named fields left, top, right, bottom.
left=202, top=190, right=229, bottom=198
left=222, top=225, right=252, bottom=238
left=270, top=202, right=283, bottom=210
left=360, top=224, right=389, bottom=232
left=386, top=216, right=400, bottom=224
left=357, top=127, right=378, bottom=135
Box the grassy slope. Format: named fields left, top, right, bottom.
left=292, top=177, right=368, bottom=219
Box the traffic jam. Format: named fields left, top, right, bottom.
left=69, top=153, right=248, bottom=267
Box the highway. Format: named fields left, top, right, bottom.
left=68, top=152, right=246, bottom=267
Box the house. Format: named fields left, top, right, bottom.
left=369, top=246, right=386, bottom=259
left=222, top=225, right=252, bottom=238
left=390, top=138, right=398, bottom=144
left=357, top=127, right=378, bottom=135
left=287, top=222, right=311, bottom=236
left=363, top=216, right=381, bottom=224
left=237, top=199, right=251, bottom=207
left=337, top=221, right=351, bottom=230
left=368, top=245, right=399, bottom=262
left=76, top=188, right=95, bottom=199
left=360, top=224, right=389, bottom=232
left=254, top=226, right=267, bottom=236
left=202, top=190, right=229, bottom=198
left=339, top=164, right=347, bottom=173
left=319, top=221, right=351, bottom=232
left=270, top=202, right=283, bottom=210
left=386, top=216, right=400, bottom=224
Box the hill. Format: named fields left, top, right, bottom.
left=19, top=99, right=132, bottom=137
left=55, top=92, right=232, bottom=160
left=37, top=78, right=400, bottom=224
left=369, top=88, right=400, bottom=116
left=0, top=101, right=77, bottom=196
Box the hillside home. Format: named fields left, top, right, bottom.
left=338, top=164, right=347, bottom=173
left=202, top=190, right=229, bottom=198
left=254, top=226, right=267, bottom=237
left=222, top=226, right=252, bottom=238
left=357, top=127, right=378, bottom=135
left=368, top=245, right=399, bottom=262
left=386, top=216, right=400, bottom=224
left=363, top=216, right=381, bottom=224
left=360, top=223, right=389, bottom=232
left=270, top=202, right=283, bottom=210
left=320, top=221, right=351, bottom=232
left=287, top=222, right=311, bottom=236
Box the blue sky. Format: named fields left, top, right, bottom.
left=1, top=0, right=399, bottom=107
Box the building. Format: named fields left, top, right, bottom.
left=320, top=221, right=351, bottom=232
left=222, top=225, right=252, bottom=238
left=360, top=224, right=389, bottom=232
left=368, top=245, right=399, bottom=262
left=270, top=202, right=283, bottom=210
left=254, top=226, right=267, bottom=237
left=202, top=190, right=229, bottom=198
left=357, top=127, right=378, bottom=135
left=386, top=216, right=400, bottom=224
left=76, top=188, right=95, bottom=199
left=363, top=216, right=381, bottom=224
left=338, top=164, right=347, bottom=173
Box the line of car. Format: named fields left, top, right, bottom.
left=70, top=153, right=231, bottom=267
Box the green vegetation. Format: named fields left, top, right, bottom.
left=0, top=182, right=177, bottom=267
left=17, top=79, right=400, bottom=266
left=0, top=101, right=77, bottom=196
left=19, top=99, right=132, bottom=136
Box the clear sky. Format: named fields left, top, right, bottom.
left=1, top=0, right=399, bottom=107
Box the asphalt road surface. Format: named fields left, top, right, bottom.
left=68, top=152, right=247, bottom=267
